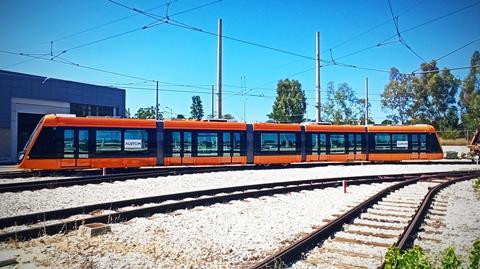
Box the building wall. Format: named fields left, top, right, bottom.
left=0, top=70, right=126, bottom=164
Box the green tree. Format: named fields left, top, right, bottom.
left=267, top=79, right=306, bottom=123
left=382, top=62, right=460, bottom=129
left=322, top=82, right=364, bottom=124
left=410, top=61, right=460, bottom=127
left=381, top=67, right=415, bottom=124
left=176, top=114, right=185, bottom=119
left=460, top=51, right=480, bottom=131
left=134, top=105, right=163, bottom=119
left=190, top=95, right=204, bottom=120
left=223, top=114, right=235, bottom=120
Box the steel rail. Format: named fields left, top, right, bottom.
left=375, top=172, right=480, bottom=268
left=0, top=165, right=259, bottom=193
left=248, top=170, right=480, bottom=269
left=0, top=160, right=472, bottom=179
left=0, top=172, right=435, bottom=242
left=376, top=172, right=480, bottom=269
left=0, top=161, right=471, bottom=193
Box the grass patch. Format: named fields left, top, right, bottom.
left=439, top=138, right=469, bottom=146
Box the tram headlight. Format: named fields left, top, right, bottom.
left=18, top=153, right=24, bottom=161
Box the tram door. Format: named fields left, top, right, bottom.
left=347, top=134, right=364, bottom=161
left=76, top=129, right=91, bottom=167
left=411, top=134, right=427, bottom=159
left=60, top=129, right=91, bottom=168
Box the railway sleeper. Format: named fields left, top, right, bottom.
left=342, top=229, right=398, bottom=239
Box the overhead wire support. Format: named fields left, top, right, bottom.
left=387, top=0, right=426, bottom=62
left=331, top=0, right=480, bottom=66
left=51, top=0, right=178, bottom=43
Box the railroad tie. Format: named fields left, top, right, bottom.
left=332, top=237, right=392, bottom=248
left=342, top=229, right=398, bottom=239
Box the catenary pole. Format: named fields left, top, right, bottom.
left=365, top=77, right=369, bottom=125
left=217, top=18, right=223, bottom=118
left=211, top=85, right=214, bottom=117
left=315, top=32, right=321, bottom=122
left=156, top=80, right=159, bottom=119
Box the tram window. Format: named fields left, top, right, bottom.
left=355, top=134, right=362, bottom=153
left=392, top=134, right=409, bottom=151
left=96, top=130, right=121, bottom=152
left=223, top=132, right=231, bottom=156
left=124, top=130, right=148, bottom=152
left=420, top=134, right=427, bottom=151
left=64, top=130, right=74, bottom=158
left=172, top=132, right=181, bottom=157
left=412, top=134, right=419, bottom=151
left=330, top=134, right=345, bottom=154
left=29, top=127, right=57, bottom=158
left=197, top=132, right=218, bottom=156
left=261, top=133, right=278, bottom=151
left=319, top=133, right=326, bottom=154
left=233, top=132, right=241, bottom=156
left=184, top=132, right=192, bottom=157
left=375, top=134, right=391, bottom=150
left=429, top=133, right=442, bottom=153
left=348, top=134, right=355, bottom=153
left=279, top=133, right=296, bottom=151
left=78, top=130, right=89, bottom=158
left=311, top=134, right=319, bottom=154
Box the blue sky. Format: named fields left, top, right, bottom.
left=1, top=0, right=479, bottom=122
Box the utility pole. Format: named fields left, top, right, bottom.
left=217, top=18, right=223, bottom=119
left=242, top=76, right=247, bottom=122
left=211, top=85, right=214, bottom=118
left=315, top=32, right=321, bottom=123
left=365, top=77, right=369, bottom=125
left=155, top=81, right=159, bottom=120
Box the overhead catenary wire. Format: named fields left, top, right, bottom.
left=53, top=0, right=179, bottom=43
left=21, top=0, right=223, bottom=58
left=323, top=0, right=427, bottom=54
left=332, top=0, right=480, bottom=63
left=107, top=0, right=322, bottom=62
left=2, top=0, right=479, bottom=104
left=385, top=0, right=426, bottom=62
left=108, top=1, right=397, bottom=74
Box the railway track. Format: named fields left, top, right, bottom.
left=0, top=172, right=443, bottom=242
left=250, top=170, right=480, bottom=269
left=0, top=159, right=472, bottom=180
left=0, top=161, right=474, bottom=193
left=0, top=165, right=257, bottom=193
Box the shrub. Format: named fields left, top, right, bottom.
left=473, top=178, right=480, bottom=196
left=385, top=246, right=433, bottom=269
left=441, top=247, right=461, bottom=269
left=470, top=240, right=480, bottom=269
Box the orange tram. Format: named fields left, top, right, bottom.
left=17, top=114, right=444, bottom=170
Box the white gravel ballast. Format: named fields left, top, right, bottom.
left=2, top=182, right=394, bottom=268
left=415, top=179, right=480, bottom=264
left=0, top=164, right=477, bottom=218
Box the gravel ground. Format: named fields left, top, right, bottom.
left=416, top=179, right=480, bottom=265
left=1, top=182, right=394, bottom=268
left=0, top=164, right=477, bottom=218
left=0, top=176, right=71, bottom=184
